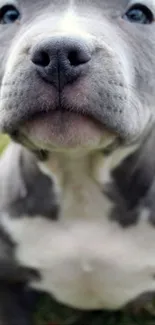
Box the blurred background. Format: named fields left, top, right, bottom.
left=0, top=134, right=10, bottom=154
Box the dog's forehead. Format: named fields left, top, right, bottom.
left=16, top=0, right=127, bottom=6
left=4, top=0, right=155, bottom=24
left=5, top=0, right=129, bottom=12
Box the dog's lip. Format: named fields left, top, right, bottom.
left=19, top=108, right=115, bottom=149
left=19, top=106, right=105, bottom=133
left=22, top=106, right=100, bottom=125
left=23, top=107, right=92, bottom=123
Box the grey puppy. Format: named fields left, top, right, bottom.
left=0, top=0, right=155, bottom=324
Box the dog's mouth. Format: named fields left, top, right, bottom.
left=17, top=107, right=117, bottom=152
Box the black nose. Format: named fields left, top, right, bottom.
left=31, top=37, right=91, bottom=91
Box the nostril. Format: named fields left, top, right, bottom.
left=31, top=50, right=50, bottom=67
left=68, top=49, right=91, bottom=66
left=68, top=50, right=82, bottom=66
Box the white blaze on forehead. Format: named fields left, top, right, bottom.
left=58, top=8, right=92, bottom=39
left=69, top=0, right=75, bottom=6
left=60, top=9, right=80, bottom=34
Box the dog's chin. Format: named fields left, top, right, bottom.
left=19, top=110, right=116, bottom=152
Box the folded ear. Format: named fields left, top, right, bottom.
left=0, top=142, right=38, bottom=210
left=0, top=141, right=58, bottom=219
left=112, top=128, right=155, bottom=209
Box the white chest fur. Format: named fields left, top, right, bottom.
left=2, top=152, right=155, bottom=310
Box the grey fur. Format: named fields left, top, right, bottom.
left=105, top=128, right=155, bottom=226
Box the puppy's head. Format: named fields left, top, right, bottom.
left=0, top=0, right=154, bottom=153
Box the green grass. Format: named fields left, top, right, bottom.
left=0, top=135, right=154, bottom=325
left=0, top=134, right=10, bottom=153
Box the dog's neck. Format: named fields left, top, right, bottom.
left=39, top=146, right=137, bottom=191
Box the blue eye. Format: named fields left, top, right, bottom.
left=0, top=5, right=20, bottom=24
left=123, top=4, right=153, bottom=24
